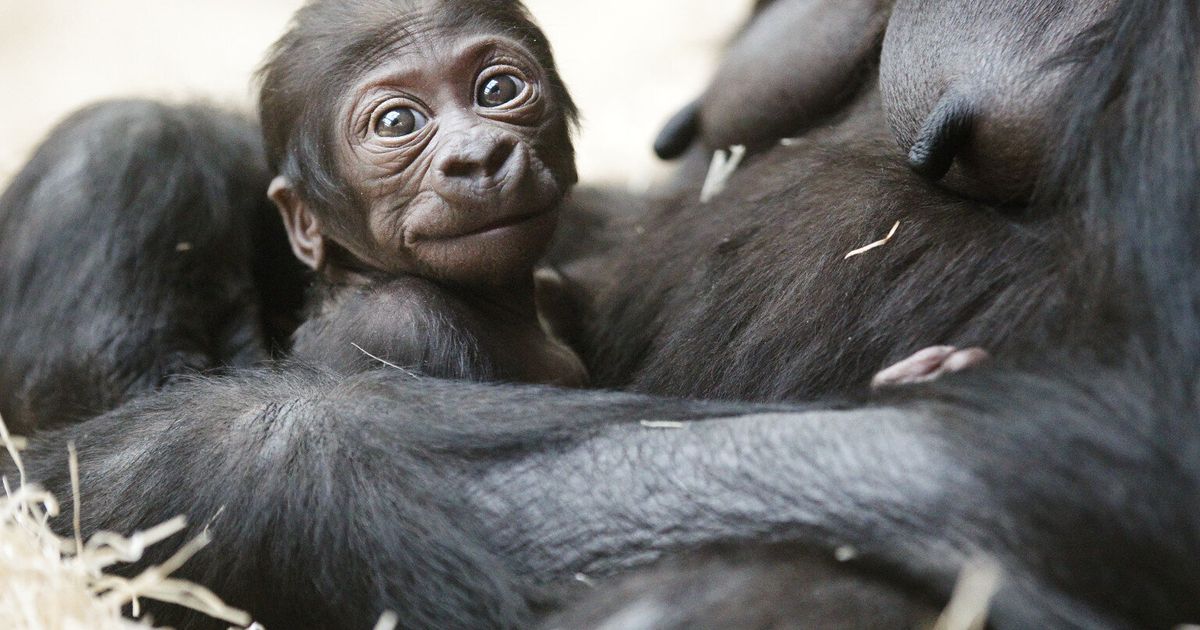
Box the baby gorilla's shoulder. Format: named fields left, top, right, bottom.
left=290, top=277, right=495, bottom=379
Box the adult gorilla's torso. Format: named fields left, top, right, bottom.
left=572, top=89, right=1064, bottom=402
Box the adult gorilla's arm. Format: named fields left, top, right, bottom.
left=13, top=362, right=1187, bottom=630
left=470, top=360, right=1190, bottom=630
left=11, top=369, right=771, bottom=630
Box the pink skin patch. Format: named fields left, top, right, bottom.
left=871, top=345, right=990, bottom=389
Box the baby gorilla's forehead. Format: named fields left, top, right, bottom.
left=351, top=2, right=537, bottom=75
left=354, top=31, right=534, bottom=94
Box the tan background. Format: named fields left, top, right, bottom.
left=0, top=1, right=752, bottom=189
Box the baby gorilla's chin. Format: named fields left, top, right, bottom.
left=411, top=207, right=559, bottom=287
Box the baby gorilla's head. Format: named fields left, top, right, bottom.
left=259, top=0, right=578, bottom=287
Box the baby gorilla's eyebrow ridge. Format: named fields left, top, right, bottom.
left=349, top=13, right=434, bottom=73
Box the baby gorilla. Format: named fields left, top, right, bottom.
left=258, top=0, right=586, bottom=384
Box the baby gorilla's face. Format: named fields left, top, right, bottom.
left=336, top=31, right=573, bottom=286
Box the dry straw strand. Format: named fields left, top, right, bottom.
left=844, top=221, right=901, bottom=260
left=933, top=558, right=1003, bottom=630
left=700, top=145, right=747, bottom=203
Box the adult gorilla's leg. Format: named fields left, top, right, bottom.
left=0, top=101, right=300, bottom=432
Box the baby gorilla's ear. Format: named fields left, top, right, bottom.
left=269, top=176, right=326, bottom=271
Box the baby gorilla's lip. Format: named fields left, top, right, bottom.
left=407, top=204, right=556, bottom=244
left=452, top=206, right=552, bottom=239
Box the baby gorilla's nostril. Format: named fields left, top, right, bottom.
left=439, top=159, right=473, bottom=179
left=483, top=139, right=516, bottom=177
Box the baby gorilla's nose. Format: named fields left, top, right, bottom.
left=430, top=126, right=535, bottom=209
left=434, top=133, right=520, bottom=198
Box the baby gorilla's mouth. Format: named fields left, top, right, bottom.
left=451, top=206, right=553, bottom=240
left=406, top=189, right=561, bottom=245
left=397, top=172, right=565, bottom=285
left=402, top=200, right=559, bottom=284
left=407, top=206, right=554, bottom=245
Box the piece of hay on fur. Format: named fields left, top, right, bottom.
left=373, top=611, right=400, bottom=630
left=639, top=420, right=687, bottom=430
left=932, top=558, right=1002, bottom=630
left=844, top=221, right=901, bottom=260
left=700, top=145, right=747, bottom=203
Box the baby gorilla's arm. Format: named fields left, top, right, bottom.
left=291, top=277, right=495, bottom=379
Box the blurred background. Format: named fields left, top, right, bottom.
left=0, top=0, right=751, bottom=189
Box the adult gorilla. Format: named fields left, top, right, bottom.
left=2, top=1, right=1198, bottom=630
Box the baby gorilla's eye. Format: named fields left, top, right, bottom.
left=477, top=74, right=526, bottom=107
left=375, top=107, right=428, bottom=138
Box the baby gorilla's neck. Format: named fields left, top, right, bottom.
left=290, top=271, right=588, bottom=387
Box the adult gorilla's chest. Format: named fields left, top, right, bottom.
left=582, top=90, right=1064, bottom=402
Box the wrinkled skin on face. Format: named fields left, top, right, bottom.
left=271, top=18, right=576, bottom=289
